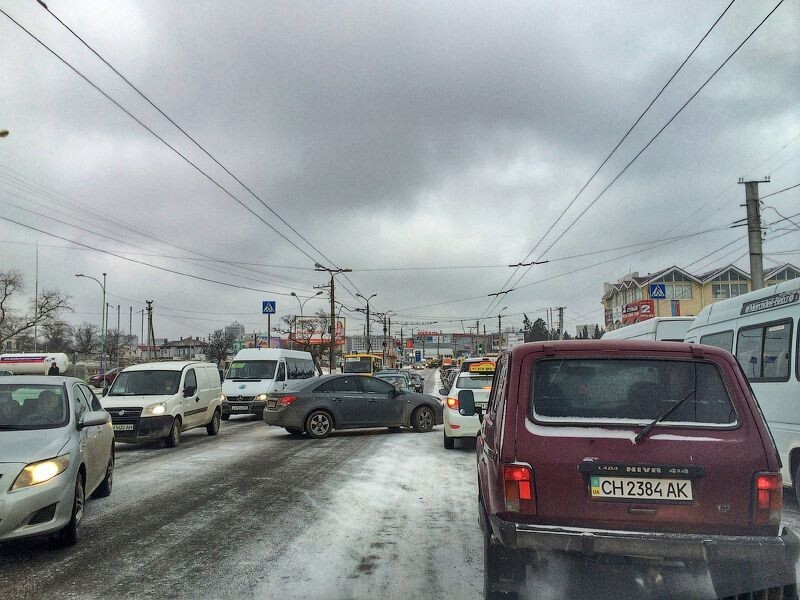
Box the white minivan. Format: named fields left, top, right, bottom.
left=101, top=361, right=223, bottom=447
left=602, top=317, right=695, bottom=341
left=222, top=349, right=316, bottom=419
left=684, top=278, right=800, bottom=500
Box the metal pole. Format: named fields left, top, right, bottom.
left=366, top=300, right=371, bottom=354
left=100, top=273, right=107, bottom=375
left=740, top=178, right=768, bottom=291
left=116, top=305, right=120, bottom=369
left=329, top=274, right=335, bottom=372
left=267, top=313, right=271, bottom=348
left=33, top=240, right=38, bottom=352
left=558, top=306, right=565, bottom=340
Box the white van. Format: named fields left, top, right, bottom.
left=101, top=361, right=223, bottom=447
left=222, top=349, right=316, bottom=419
left=684, top=278, right=800, bottom=499
left=602, top=317, right=694, bottom=342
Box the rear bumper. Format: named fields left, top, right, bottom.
left=489, top=515, right=800, bottom=564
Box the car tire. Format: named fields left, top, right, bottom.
left=206, top=409, right=221, bottom=436
left=443, top=432, right=455, bottom=449
left=221, top=413, right=230, bottom=421
left=53, top=472, right=85, bottom=547
left=411, top=406, right=435, bottom=433
left=285, top=427, right=304, bottom=436
left=165, top=416, right=181, bottom=447
left=305, top=410, right=333, bottom=439
left=483, top=526, right=525, bottom=599
left=92, top=447, right=114, bottom=498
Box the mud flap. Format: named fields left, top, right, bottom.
left=707, top=558, right=798, bottom=599
left=484, top=531, right=526, bottom=596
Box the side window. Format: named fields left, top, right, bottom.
left=73, top=384, right=91, bottom=418
left=276, top=362, right=286, bottom=381
left=361, top=377, right=394, bottom=394
left=700, top=330, right=734, bottom=353
left=184, top=369, right=197, bottom=391
left=487, top=355, right=508, bottom=414
left=326, top=376, right=360, bottom=392
left=736, top=320, right=793, bottom=382
left=80, top=384, right=103, bottom=411
left=285, top=358, right=297, bottom=380
left=303, top=360, right=314, bottom=378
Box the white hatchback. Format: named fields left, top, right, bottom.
left=440, top=371, right=494, bottom=449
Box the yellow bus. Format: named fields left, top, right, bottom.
left=343, top=353, right=384, bottom=375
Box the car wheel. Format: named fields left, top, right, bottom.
left=221, top=413, right=230, bottom=421
left=412, top=406, right=434, bottom=433
left=53, top=472, right=85, bottom=547
left=285, top=427, right=304, bottom=436
left=483, top=527, right=525, bottom=599
left=443, top=431, right=455, bottom=449
left=206, top=409, right=221, bottom=436
left=165, top=416, right=181, bottom=447
left=305, top=410, right=333, bottom=439
left=92, top=447, right=114, bottom=498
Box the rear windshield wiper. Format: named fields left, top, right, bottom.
left=634, top=388, right=696, bottom=444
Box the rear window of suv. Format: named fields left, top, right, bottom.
left=531, top=358, right=737, bottom=426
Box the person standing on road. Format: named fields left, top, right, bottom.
left=47, top=362, right=60, bottom=376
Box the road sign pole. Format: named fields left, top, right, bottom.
left=267, top=313, right=271, bottom=348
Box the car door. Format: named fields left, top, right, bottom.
left=181, top=368, right=201, bottom=428
left=194, top=367, right=211, bottom=423
left=275, top=361, right=288, bottom=393
left=359, top=376, right=404, bottom=426
left=79, top=383, right=113, bottom=486
left=321, top=376, right=368, bottom=427
left=72, top=383, right=103, bottom=491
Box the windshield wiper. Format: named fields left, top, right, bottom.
left=634, top=388, right=696, bottom=444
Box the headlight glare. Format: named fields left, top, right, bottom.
left=256, top=394, right=268, bottom=401
left=12, top=454, right=70, bottom=490
left=143, top=402, right=167, bottom=416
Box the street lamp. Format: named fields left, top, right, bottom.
left=356, top=293, right=377, bottom=353
left=75, top=272, right=107, bottom=378
left=290, top=290, right=323, bottom=317
left=0, top=130, right=9, bottom=138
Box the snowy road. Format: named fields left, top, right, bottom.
left=0, top=369, right=799, bottom=599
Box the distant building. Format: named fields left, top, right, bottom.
left=224, top=322, right=245, bottom=341
left=602, top=263, right=800, bottom=331
left=346, top=334, right=385, bottom=354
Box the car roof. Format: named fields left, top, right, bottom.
left=0, top=375, right=81, bottom=385
left=123, top=361, right=211, bottom=372
left=509, top=339, right=730, bottom=358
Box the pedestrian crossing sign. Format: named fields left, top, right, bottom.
left=649, top=284, right=666, bottom=299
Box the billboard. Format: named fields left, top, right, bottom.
left=622, top=300, right=655, bottom=325
left=290, top=316, right=346, bottom=345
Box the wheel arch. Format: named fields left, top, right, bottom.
left=303, top=406, right=337, bottom=429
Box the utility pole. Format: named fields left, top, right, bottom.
left=382, top=315, right=388, bottom=364
left=145, top=301, right=154, bottom=360
left=315, top=264, right=352, bottom=373
left=557, top=306, right=565, bottom=340
left=739, top=177, right=769, bottom=291
left=357, top=293, right=377, bottom=354
left=475, top=319, right=479, bottom=354
left=116, top=305, right=120, bottom=369
left=141, top=309, right=144, bottom=349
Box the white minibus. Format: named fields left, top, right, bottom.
left=222, top=348, right=316, bottom=419
left=602, top=317, right=695, bottom=342
left=684, top=278, right=800, bottom=499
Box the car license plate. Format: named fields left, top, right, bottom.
left=267, top=400, right=277, bottom=408
left=231, top=405, right=248, bottom=411
left=590, top=476, right=692, bottom=501
left=113, top=424, right=134, bottom=431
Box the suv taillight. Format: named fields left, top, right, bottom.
left=503, top=464, right=535, bottom=514
left=279, top=395, right=298, bottom=406
left=446, top=397, right=459, bottom=409
left=753, top=472, right=782, bottom=525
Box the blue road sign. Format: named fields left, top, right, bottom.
left=262, top=301, right=276, bottom=314
left=649, top=284, right=667, bottom=299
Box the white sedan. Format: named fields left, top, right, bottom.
left=440, top=371, right=494, bottom=449
left=0, top=376, right=114, bottom=546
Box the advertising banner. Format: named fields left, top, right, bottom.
left=622, top=300, right=655, bottom=325
left=290, top=316, right=346, bottom=345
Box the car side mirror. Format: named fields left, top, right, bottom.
left=458, top=390, right=476, bottom=416
left=439, top=388, right=448, bottom=396
left=183, top=386, right=197, bottom=398
left=78, top=410, right=110, bottom=430
left=101, top=387, right=109, bottom=397
left=277, top=372, right=286, bottom=382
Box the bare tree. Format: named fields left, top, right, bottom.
left=73, top=322, right=100, bottom=356
left=276, top=310, right=329, bottom=374
left=203, top=329, right=233, bottom=366
left=0, top=270, right=73, bottom=347
left=41, top=320, right=74, bottom=353
left=105, top=328, right=137, bottom=365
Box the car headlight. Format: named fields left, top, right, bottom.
left=222, top=395, right=228, bottom=401
left=142, top=402, right=167, bottom=416
left=12, top=454, right=71, bottom=491
left=256, top=394, right=268, bottom=401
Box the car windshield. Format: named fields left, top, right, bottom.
left=532, top=359, right=737, bottom=425
left=108, top=371, right=183, bottom=396
left=455, top=374, right=494, bottom=390
left=226, top=360, right=277, bottom=380
left=375, top=375, right=409, bottom=389
left=0, top=384, right=69, bottom=430
left=344, top=358, right=372, bottom=373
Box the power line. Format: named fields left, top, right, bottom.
left=485, top=0, right=785, bottom=319
left=0, top=214, right=308, bottom=297
left=761, top=182, right=800, bottom=199
left=484, top=0, right=739, bottom=318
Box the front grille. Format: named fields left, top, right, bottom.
left=108, top=407, right=143, bottom=422
left=228, top=396, right=255, bottom=402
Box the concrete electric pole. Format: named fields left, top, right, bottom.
left=557, top=306, right=565, bottom=340
left=314, top=264, right=352, bottom=372
left=739, top=177, right=769, bottom=291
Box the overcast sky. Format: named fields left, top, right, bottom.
left=1, top=0, right=798, bottom=341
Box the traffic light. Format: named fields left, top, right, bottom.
left=478, top=343, right=484, bottom=354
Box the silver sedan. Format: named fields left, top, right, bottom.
left=0, top=376, right=114, bottom=546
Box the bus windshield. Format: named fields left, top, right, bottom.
left=344, top=357, right=373, bottom=373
